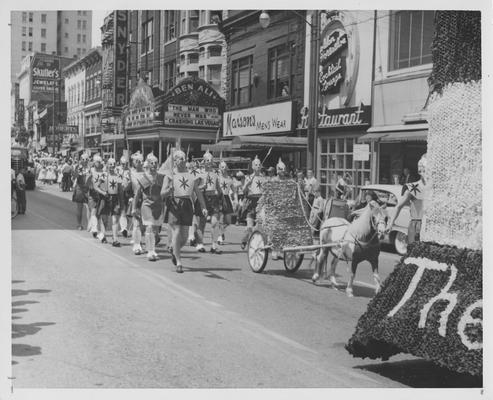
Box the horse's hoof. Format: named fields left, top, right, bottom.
left=311, top=273, right=319, bottom=283
left=346, top=288, right=354, bottom=297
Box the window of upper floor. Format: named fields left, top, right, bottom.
left=268, top=42, right=295, bottom=99
left=389, top=10, right=435, bottom=71
left=22, top=12, right=27, bottom=23
left=164, top=10, right=176, bottom=42
left=189, top=10, right=199, bottom=33
left=208, top=45, right=222, bottom=58
left=141, top=18, right=153, bottom=54
left=41, top=14, right=46, bottom=23
left=231, top=55, right=253, bottom=107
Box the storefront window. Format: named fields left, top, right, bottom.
left=318, top=137, right=371, bottom=199
left=389, top=10, right=435, bottom=70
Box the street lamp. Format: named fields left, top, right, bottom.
left=259, top=10, right=320, bottom=172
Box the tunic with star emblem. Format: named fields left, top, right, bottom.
left=204, top=171, right=220, bottom=195
left=247, top=174, right=264, bottom=197
left=405, top=179, right=426, bottom=220
left=173, top=172, right=195, bottom=198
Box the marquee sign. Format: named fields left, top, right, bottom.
left=163, top=77, right=224, bottom=129
left=31, top=57, right=60, bottom=94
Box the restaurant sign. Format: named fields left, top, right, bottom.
left=297, top=103, right=371, bottom=129
left=223, top=101, right=293, bottom=137
left=163, top=77, right=224, bottom=129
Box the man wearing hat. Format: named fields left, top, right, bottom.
left=129, top=151, right=145, bottom=255
left=132, top=152, right=163, bottom=261
left=161, top=150, right=207, bottom=272
left=195, top=150, right=223, bottom=254
left=241, top=155, right=265, bottom=249
left=94, top=158, right=123, bottom=246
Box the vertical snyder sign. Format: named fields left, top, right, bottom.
left=113, top=10, right=128, bottom=111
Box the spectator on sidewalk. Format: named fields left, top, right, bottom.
left=16, top=168, right=27, bottom=214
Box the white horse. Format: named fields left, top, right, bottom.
left=312, top=200, right=387, bottom=297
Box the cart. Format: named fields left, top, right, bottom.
left=246, top=183, right=350, bottom=274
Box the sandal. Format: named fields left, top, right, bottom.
left=176, top=264, right=183, bottom=273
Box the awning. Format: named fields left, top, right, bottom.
left=359, top=123, right=428, bottom=143
left=202, top=135, right=307, bottom=152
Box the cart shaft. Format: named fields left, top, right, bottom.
left=282, top=242, right=341, bottom=253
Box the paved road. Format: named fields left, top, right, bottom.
left=10, top=187, right=482, bottom=389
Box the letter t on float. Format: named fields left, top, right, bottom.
left=387, top=257, right=449, bottom=318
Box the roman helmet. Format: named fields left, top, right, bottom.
left=276, top=157, right=286, bottom=174
left=219, top=160, right=228, bottom=172
left=252, top=155, right=262, bottom=171
left=81, top=153, right=89, bottom=161
left=131, top=150, right=144, bottom=163
left=203, top=150, right=213, bottom=165
left=173, top=149, right=186, bottom=163
left=120, top=155, right=128, bottom=165
left=93, top=154, right=102, bottom=164
left=107, top=158, right=116, bottom=170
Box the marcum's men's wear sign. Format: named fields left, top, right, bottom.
left=31, top=57, right=60, bottom=94
left=223, top=102, right=293, bottom=137
left=346, top=241, right=482, bottom=376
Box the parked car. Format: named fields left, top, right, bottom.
left=11, top=146, right=36, bottom=190
left=349, top=184, right=410, bottom=255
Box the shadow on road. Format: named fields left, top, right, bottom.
left=12, top=343, right=42, bottom=357
left=12, top=322, right=56, bottom=340
left=354, top=359, right=482, bottom=388
left=12, top=300, right=40, bottom=307
left=12, top=288, right=51, bottom=297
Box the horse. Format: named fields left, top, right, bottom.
left=311, top=200, right=387, bottom=297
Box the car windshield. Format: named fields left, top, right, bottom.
left=361, top=189, right=398, bottom=206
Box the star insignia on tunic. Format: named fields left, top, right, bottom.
left=206, top=175, right=214, bottom=187
left=179, top=176, right=190, bottom=190
left=109, top=179, right=117, bottom=190
left=221, top=181, right=228, bottom=191
left=409, top=183, right=420, bottom=195
left=256, top=180, right=262, bottom=189
left=190, top=168, right=198, bottom=177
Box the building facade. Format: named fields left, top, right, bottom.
left=360, top=10, right=432, bottom=184
left=10, top=10, right=93, bottom=87
left=216, top=10, right=308, bottom=169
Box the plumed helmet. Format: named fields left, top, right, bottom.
left=276, top=157, right=286, bottom=173
left=143, top=160, right=149, bottom=169
left=236, top=171, right=244, bottom=178
left=81, top=153, right=89, bottom=161
left=107, top=158, right=116, bottom=167
left=252, top=155, right=261, bottom=170
left=173, top=150, right=186, bottom=162
left=92, top=154, right=102, bottom=163
left=203, top=150, right=213, bottom=163
left=146, top=152, right=158, bottom=163
left=219, top=160, right=228, bottom=171
left=418, top=153, right=427, bottom=167
left=131, top=151, right=143, bottom=162
left=120, top=156, right=128, bottom=164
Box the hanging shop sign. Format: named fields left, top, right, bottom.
left=113, top=10, right=128, bottom=110
left=319, top=11, right=361, bottom=106
left=31, top=57, right=60, bottom=94
left=163, top=77, right=224, bottom=130
left=353, top=144, right=370, bottom=161
left=297, top=103, right=371, bottom=129
left=15, top=98, right=24, bottom=126
left=223, top=101, right=293, bottom=137
left=55, top=124, right=78, bottom=135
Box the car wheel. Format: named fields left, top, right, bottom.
left=393, top=231, right=408, bottom=255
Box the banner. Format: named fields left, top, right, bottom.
left=345, top=241, right=482, bottom=376
left=113, top=10, right=128, bottom=110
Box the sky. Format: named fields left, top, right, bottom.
left=92, top=10, right=110, bottom=47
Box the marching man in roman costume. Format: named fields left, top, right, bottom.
left=271, top=158, right=288, bottom=260
left=217, top=160, right=234, bottom=245
left=129, top=151, right=145, bottom=255
left=95, top=158, right=124, bottom=247
left=195, top=150, right=224, bottom=254
left=87, top=154, right=105, bottom=239
left=161, top=150, right=207, bottom=273
left=75, top=153, right=91, bottom=230
left=132, top=152, right=164, bottom=261
left=387, top=154, right=427, bottom=245
left=186, top=160, right=200, bottom=247
left=117, top=155, right=131, bottom=238
left=241, top=155, right=265, bottom=249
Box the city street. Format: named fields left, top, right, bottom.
left=10, top=187, right=483, bottom=389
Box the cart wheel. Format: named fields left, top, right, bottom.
left=283, top=251, right=304, bottom=273
left=247, top=230, right=269, bottom=273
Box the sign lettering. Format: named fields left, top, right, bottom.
left=297, top=103, right=371, bottom=129
left=31, top=57, right=60, bottom=94
left=319, top=22, right=348, bottom=95
left=113, top=10, right=128, bottom=109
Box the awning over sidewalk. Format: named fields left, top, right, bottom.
left=202, top=135, right=307, bottom=152
left=359, top=123, right=428, bottom=143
